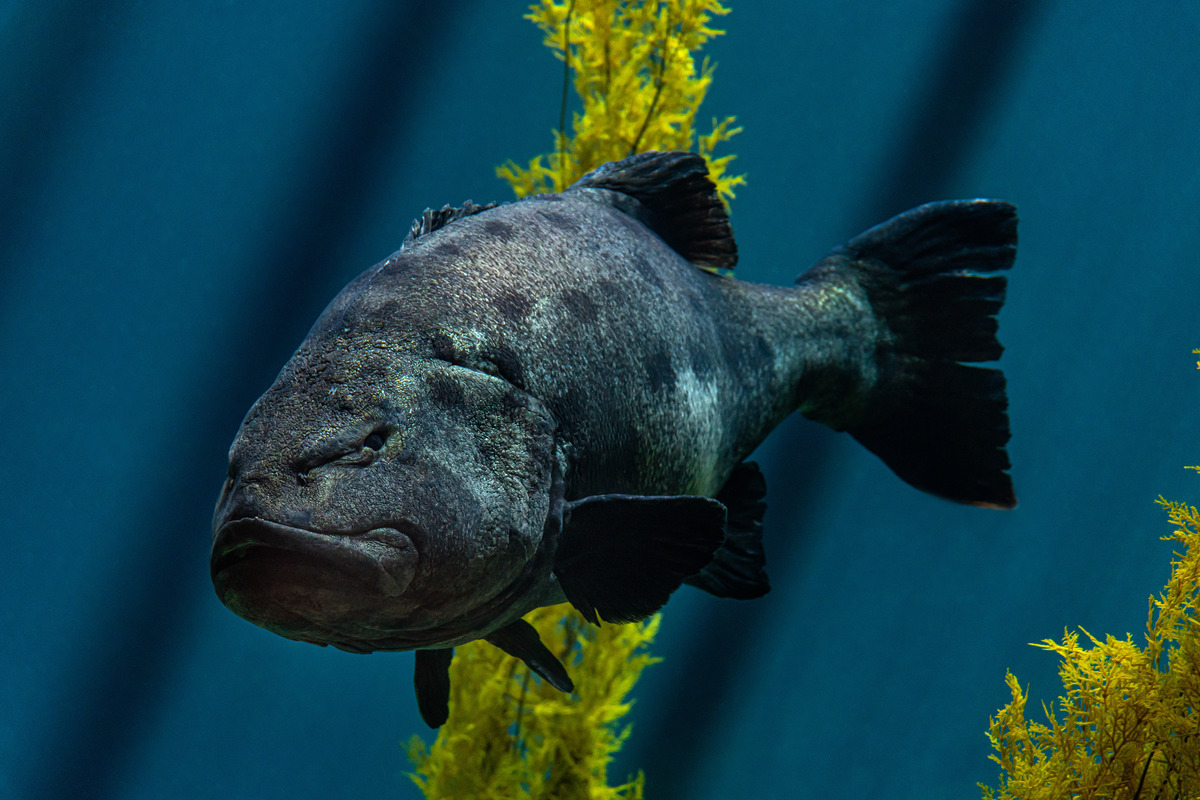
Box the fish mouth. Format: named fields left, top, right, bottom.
left=210, top=517, right=419, bottom=637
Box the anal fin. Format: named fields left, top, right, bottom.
left=684, top=462, right=770, bottom=599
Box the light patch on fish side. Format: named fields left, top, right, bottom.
left=663, top=366, right=724, bottom=497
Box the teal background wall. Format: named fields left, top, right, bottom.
left=2, top=2, right=1198, bottom=798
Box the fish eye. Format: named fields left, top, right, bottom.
left=364, top=430, right=386, bottom=451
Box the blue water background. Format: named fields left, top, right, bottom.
left=2, top=2, right=1198, bottom=798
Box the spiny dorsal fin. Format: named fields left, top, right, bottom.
left=571, top=151, right=737, bottom=273
left=403, top=200, right=498, bottom=246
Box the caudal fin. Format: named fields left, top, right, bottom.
left=804, top=200, right=1018, bottom=509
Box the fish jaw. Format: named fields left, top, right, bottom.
left=210, top=517, right=419, bottom=644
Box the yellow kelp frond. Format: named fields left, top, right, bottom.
left=980, top=486, right=1200, bottom=799
left=406, top=604, right=661, bottom=800
left=496, top=0, right=745, bottom=209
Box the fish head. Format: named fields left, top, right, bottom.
left=210, top=336, right=560, bottom=653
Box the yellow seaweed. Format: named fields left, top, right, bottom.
left=406, top=604, right=660, bottom=799
left=981, top=369, right=1200, bottom=798
left=497, top=0, right=745, bottom=213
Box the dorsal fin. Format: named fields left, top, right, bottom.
left=402, top=200, right=498, bottom=246
left=571, top=151, right=737, bottom=273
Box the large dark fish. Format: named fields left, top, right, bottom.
left=211, top=152, right=1016, bottom=727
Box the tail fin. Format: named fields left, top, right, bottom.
left=803, top=200, right=1017, bottom=509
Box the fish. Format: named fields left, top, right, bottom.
left=210, top=151, right=1017, bottom=728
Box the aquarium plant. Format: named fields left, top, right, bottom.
left=407, top=606, right=659, bottom=799
left=982, top=356, right=1200, bottom=799
left=406, top=2, right=743, bottom=797
left=497, top=0, right=744, bottom=213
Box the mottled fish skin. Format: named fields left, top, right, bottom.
left=372, top=188, right=875, bottom=500
left=210, top=151, right=1016, bottom=724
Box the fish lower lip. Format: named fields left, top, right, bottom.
left=211, top=518, right=417, bottom=598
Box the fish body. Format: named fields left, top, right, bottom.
left=211, top=152, right=1016, bottom=726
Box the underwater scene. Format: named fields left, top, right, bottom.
left=3, top=1, right=1199, bottom=798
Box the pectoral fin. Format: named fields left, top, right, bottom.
left=413, top=648, right=454, bottom=728
left=554, top=493, right=726, bottom=624
left=485, top=618, right=574, bottom=693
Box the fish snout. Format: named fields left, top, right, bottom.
left=212, top=469, right=271, bottom=534
left=213, top=469, right=320, bottom=540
